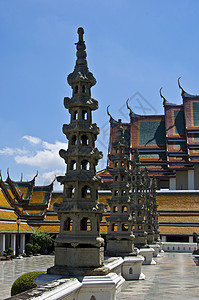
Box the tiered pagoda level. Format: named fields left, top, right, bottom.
left=52, top=28, right=105, bottom=269
left=106, top=120, right=135, bottom=256
left=130, top=149, right=148, bottom=248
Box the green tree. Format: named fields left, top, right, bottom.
left=31, top=231, right=53, bottom=254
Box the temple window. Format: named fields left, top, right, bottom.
left=80, top=217, right=91, bottom=231
left=69, top=160, right=76, bottom=170
left=82, top=110, right=88, bottom=120
left=75, top=85, right=78, bottom=93
left=121, top=148, right=124, bottom=154
left=132, top=225, right=135, bottom=230
left=122, top=206, right=127, bottom=213
left=121, top=175, right=125, bottom=181
left=131, top=211, right=135, bottom=217
left=129, top=268, right=133, bottom=274
left=63, top=217, right=72, bottom=231
left=115, top=161, right=118, bottom=167
left=138, top=225, right=142, bottom=230
left=121, top=190, right=126, bottom=196
left=81, top=160, right=90, bottom=170
left=132, top=176, right=135, bottom=181
left=81, top=185, right=91, bottom=198
left=113, top=206, right=118, bottom=212
left=148, top=225, right=151, bottom=229
left=114, top=190, right=119, bottom=196
left=81, top=134, right=89, bottom=145
left=112, top=223, right=118, bottom=232
left=82, top=85, right=86, bottom=93
left=116, top=148, right=119, bottom=154
left=122, top=223, right=128, bottom=231
left=121, top=161, right=125, bottom=167
left=138, top=199, right=141, bottom=204
left=71, top=135, right=77, bottom=145
left=66, top=186, right=75, bottom=198
left=73, top=110, right=78, bottom=120
left=115, top=176, right=118, bottom=181
left=138, top=212, right=142, bottom=217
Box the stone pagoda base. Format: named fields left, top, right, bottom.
left=54, top=246, right=104, bottom=268
left=139, top=248, right=156, bottom=265
left=106, top=239, right=134, bottom=257
left=122, top=256, right=145, bottom=280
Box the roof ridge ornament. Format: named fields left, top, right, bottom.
left=107, top=105, right=117, bottom=126
left=159, top=88, right=167, bottom=107
left=126, top=99, right=132, bottom=117
left=178, top=77, right=184, bottom=96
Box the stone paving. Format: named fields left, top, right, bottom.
left=0, top=253, right=199, bottom=299
left=117, top=253, right=199, bottom=300
left=0, top=255, right=54, bottom=299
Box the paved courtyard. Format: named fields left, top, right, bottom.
left=0, top=253, right=199, bottom=299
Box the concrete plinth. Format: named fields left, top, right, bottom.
left=122, top=255, right=145, bottom=280
left=79, top=272, right=123, bottom=300
left=149, top=244, right=160, bottom=257
left=139, top=248, right=156, bottom=265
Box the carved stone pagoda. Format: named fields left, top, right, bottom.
left=130, top=149, right=148, bottom=248
left=106, top=119, right=135, bottom=256
left=48, top=28, right=106, bottom=273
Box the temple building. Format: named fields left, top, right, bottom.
left=102, top=80, right=199, bottom=191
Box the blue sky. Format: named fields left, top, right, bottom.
left=0, top=0, right=199, bottom=189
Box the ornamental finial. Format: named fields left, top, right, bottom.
left=78, top=27, right=84, bottom=42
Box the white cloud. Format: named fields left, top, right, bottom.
left=40, top=169, right=65, bottom=191
left=0, top=147, right=29, bottom=156
left=22, top=135, right=42, bottom=145
left=15, top=140, right=68, bottom=169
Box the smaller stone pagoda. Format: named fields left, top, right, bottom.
left=142, top=167, right=155, bottom=244
left=151, top=176, right=160, bottom=243
left=129, top=149, right=148, bottom=249
left=106, top=118, right=135, bottom=256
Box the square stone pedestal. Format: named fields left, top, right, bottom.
left=122, top=256, right=145, bottom=280
left=139, top=248, right=156, bottom=265
left=55, top=246, right=104, bottom=268
left=149, top=244, right=161, bottom=257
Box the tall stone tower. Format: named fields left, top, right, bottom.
left=106, top=119, right=135, bottom=256
left=130, top=149, right=148, bottom=248
left=50, top=28, right=105, bottom=272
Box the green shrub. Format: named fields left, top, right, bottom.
left=25, top=243, right=33, bottom=256
left=3, top=248, right=13, bottom=257
left=7, top=248, right=13, bottom=255
left=11, top=271, right=45, bottom=296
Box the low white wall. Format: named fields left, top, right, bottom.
left=161, top=242, right=197, bottom=252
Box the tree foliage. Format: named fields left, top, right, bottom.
left=31, top=231, right=53, bottom=254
